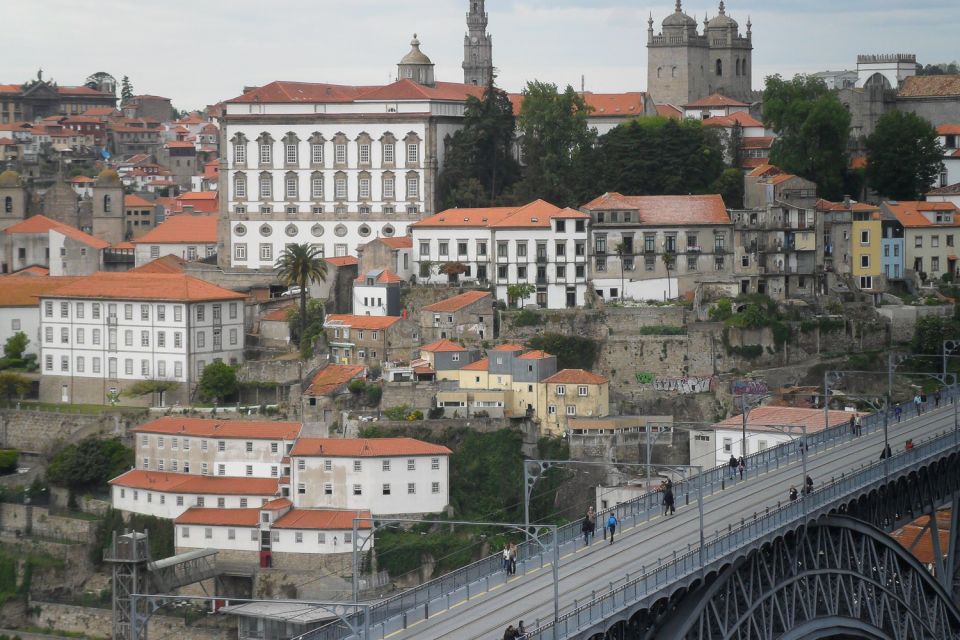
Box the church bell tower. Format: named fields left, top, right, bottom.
left=463, top=0, right=494, bottom=86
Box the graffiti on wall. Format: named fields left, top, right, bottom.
left=635, top=372, right=717, bottom=394
left=731, top=379, right=769, bottom=396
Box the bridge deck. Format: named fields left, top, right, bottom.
left=381, top=404, right=957, bottom=640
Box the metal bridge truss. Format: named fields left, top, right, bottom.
left=582, top=451, right=960, bottom=640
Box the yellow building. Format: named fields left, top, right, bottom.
left=851, top=213, right=882, bottom=290
left=537, top=369, right=610, bottom=434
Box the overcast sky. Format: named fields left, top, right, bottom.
left=5, top=0, right=958, bottom=109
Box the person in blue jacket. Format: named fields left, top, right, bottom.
left=607, top=512, right=618, bottom=544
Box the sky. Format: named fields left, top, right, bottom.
left=4, top=0, right=958, bottom=109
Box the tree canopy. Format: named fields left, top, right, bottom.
left=581, top=116, right=726, bottom=201
left=763, top=74, right=851, bottom=199
left=3, top=332, right=28, bottom=360
left=120, top=76, right=133, bottom=102
left=48, top=437, right=132, bottom=491
left=865, top=111, right=944, bottom=201
left=276, top=243, right=327, bottom=345
left=510, top=81, right=596, bottom=208
left=437, top=83, right=520, bottom=208
left=198, top=361, right=239, bottom=403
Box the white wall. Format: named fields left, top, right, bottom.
left=592, top=276, right=677, bottom=302
left=135, top=242, right=217, bottom=267
left=271, top=527, right=372, bottom=554
left=353, top=284, right=389, bottom=316
left=0, top=306, right=40, bottom=356
left=111, top=484, right=274, bottom=519
left=177, top=523, right=260, bottom=552
left=134, top=432, right=293, bottom=478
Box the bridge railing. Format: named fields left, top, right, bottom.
left=319, top=387, right=955, bottom=640
left=527, top=411, right=960, bottom=640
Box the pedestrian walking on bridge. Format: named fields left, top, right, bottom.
left=607, top=512, right=618, bottom=544
left=895, top=404, right=902, bottom=423
left=789, top=486, right=798, bottom=501
left=663, top=486, right=675, bottom=516
left=738, top=456, right=745, bottom=480
left=728, top=454, right=738, bottom=479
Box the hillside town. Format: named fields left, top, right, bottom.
left=0, top=1, right=959, bottom=639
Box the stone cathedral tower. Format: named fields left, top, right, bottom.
left=463, top=0, right=493, bottom=86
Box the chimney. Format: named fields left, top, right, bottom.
left=843, top=195, right=852, bottom=208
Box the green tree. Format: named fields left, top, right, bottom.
left=122, top=380, right=179, bottom=406
left=276, top=243, right=328, bottom=347
left=3, top=332, right=28, bottom=360
left=120, top=75, right=133, bottom=102
left=198, top=361, right=238, bottom=403
left=437, top=83, right=520, bottom=208
left=506, top=283, right=535, bottom=308
left=763, top=74, right=851, bottom=199
left=912, top=315, right=960, bottom=354
left=511, top=81, right=595, bottom=207
left=865, top=111, right=944, bottom=201
left=47, top=437, right=132, bottom=491
left=287, top=298, right=326, bottom=358
left=711, top=167, right=745, bottom=209
left=583, top=117, right=725, bottom=199
left=527, top=334, right=599, bottom=370
left=0, top=372, right=29, bottom=402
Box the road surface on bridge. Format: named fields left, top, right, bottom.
left=382, top=404, right=957, bottom=640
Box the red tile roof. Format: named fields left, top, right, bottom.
left=421, top=339, right=466, bottom=353
left=747, top=164, right=781, bottom=178
left=262, top=497, right=292, bottom=511
left=899, top=76, right=960, bottom=98
left=816, top=198, right=878, bottom=213
left=518, top=350, right=553, bottom=360
left=110, top=470, right=281, bottom=496
left=891, top=510, right=952, bottom=564
left=492, top=343, right=525, bottom=352
left=305, top=364, right=367, bottom=396
left=4, top=214, right=110, bottom=249
left=12, top=265, right=49, bottom=277
left=543, top=369, right=609, bottom=384
left=423, top=290, right=491, bottom=313
left=178, top=191, right=219, bottom=202
left=712, top=406, right=856, bottom=433
left=581, top=193, right=731, bottom=225
left=112, top=241, right=134, bottom=250
left=290, top=437, right=451, bottom=458
left=272, top=508, right=373, bottom=530
left=325, top=314, right=401, bottom=330
left=655, top=104, right=683, bottom=119
left=0, top=276, right=80, bottom=307
left=324, top=256, right=359, bottom=267
left=130, top=417, right=301, bottom=440
left=262, top=305, right=294, bottom=322
left=460, top=357, right=489, bottom=372
left=378, top=236, right=413, bottom=249
left=165, top=140, right=195, bottom=149
left=937, top=125, right=960, bottom=136
left=229, top=79, right=485, bottom=105
left=355, top=269, right=403, bottom=285
left=702, top=112, right=764, bottom=128
left=175, top=507, right=260, bottom=527
left=124, top=194, right=154, bottom=208
left=129, top=255, right=189, bottom=274
left=684, top=93, right=750, bottom=108
left=883, top=201, right=960, bottom=227
left=741, top=136, right=774, bottom=149
left=41, top=272, right=246, bottom=302
left=132, top=215, right=217, bottom=245
left=581, top=92, right=646, bottom=116
left=412, top=200, right=587, bottom=230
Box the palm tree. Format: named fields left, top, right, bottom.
left=276, top=244, right=327, bottom=344
left=614, top=242, right=627, bottom=302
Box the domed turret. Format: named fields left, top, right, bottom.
left=707, top=1, right=738, bottom=30
left=0, top=170, right=21, bottom=188
left=397, top=34, right=435, bottom=87
left=662, top=0, right=697, bottom=28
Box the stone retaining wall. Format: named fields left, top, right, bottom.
left=0, top=504, right=97, bottom=543
left=0, top=411, right=137, bottom=455
left=28, top=601, right=233, bottom=640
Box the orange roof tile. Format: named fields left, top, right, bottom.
left=543, top=369, right=608, bottom=384
left=379, top=236, right=413, bottom=249
left=684, top=93, right=750, bottom=108
left=175, top=507, right=260, bottom=527
left=130, top=417, right=301, bottom=440
left=40, top=272, right=246, bottom=302
left=129, top=255, right=189, bottom=274
left=850, top=156, right=868, bottom=169
left=4, top=214, right=110, bottom=249
left=492, top=343, right=525, bottom=352
left=712, top=406, right=856, bottom=433
left=580, top=92, right=645, bottom=116
left=0, top=276, right=80, bottom=307
left=421, top=339, right=466, bottom=353
left=272, top=508, right=373, bottom=530
left=70, top=176, right=94, bottom=183
left=882, top=201, right=960, bottom=228
left=423, top=290, right=492, bottom=313
left=132, top=215, right=217, bottom=245
left=110, top=470, right=280, bottom=496
left=899, top=76, right=960, bottom=98
left=460, top=357, right=489, bottom=372
left=655, top=104, right=683, bottom=119
left=124, top=194, right=154, bottom=208
left=12, top=265, right=49, bottom=276
left=581, top=193, right=731, bottom=225
left=355, top=269, right=403, bottom=285
left=305, top=364, right=367, bottom=396
left=412, top=200, right=586, bottom=230
left=741, top=136, right=774, bottom=149
left=324, top=256, right=359, bottom=267
left=815, top=199, right=878, bottom=213
left=178, top=191, right=218, bottom=201
left=702, top=112, right=764, bottom=128
left=747, top=164, right=781, bottom=178
left=112, top=241, right=134, bottom=250
left=229, top=79, right=485, bottom=105
left=290, top=437, right=451, bottom=458
left=262, top=305, right=294, bottom=322
left=518, top=350, right=553, bottom=360
left=325, top=314, right=400, bottom=330
left=262, top=497, right=292, bottom=511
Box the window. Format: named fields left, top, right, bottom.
left=406, top=176, right=419, bottom=198
left=860, top=255, right=870, bottom=268
left=182, top=527, right=189, bottom=538
left=286, top=143, right=298, bottom=165
left=722, top=438, right=733, bottom=454
left=324, top=483, right=333, bottom=495
left=353, top=484, right=362, bottom=495
left=92, top=303, right=100, bottom=319
left=311, top=143, right=324, bottom=164
left=859, top=275, right=873, bottom=290
left=234, top=173, right=247, bottom=198
left=124, top=359, right=133, bottom=375
left=285, top=174, right=298, bottom=198
left=431, top=457, right=440, bottom=470
left=141, top=331, right=149, bottom=347
left=76, top=303, right=84, bottom=319
left=177, top=496, right=184, bottom=506
left=383, top=176, right=395, bottom=199
left=124, top=330, right=133, bottom=346
left=578, top=386, right=588, bottom=397
left=61, top=327, right=69, bottom=343
left=548, top=405, right=556, bottom=415
left=407, top=144, right=419, bottom=163
left=932, top=256, right=940, bottom=272
left=92, top=329, right=100, bottom=346
left=218, top=464, right=225, bottom=476
left=407, top=483, right=416, bottom=495
left=205, top=527, right=213, bottom=539
left=217, top=497, right=225, bottom=508
left=439, top=241, right=448, bottom=256
left=124, top=304, right=133, bottom=320
left=196, top=332, right=205, bottom=348
left=174, top=306, right=182, bottom=322
left=335, top=175, right=347, bottom=199
left=566, top=405, right=576, bottom=416
left=260, top=143, right=272, bottom=165
left=407, top=459, right=415, bottom=471
left=76, top=356, right=84, bottom=373
left=218, top=440, right=225, bottom=452
left=359, top=177, right=371, bottom=199
left=932, top=235, right=940, bottom=248
left=260, top=244, right=273, bottom=261
left=45, top=327, right=52, bottom=343
left=916, top=236, right=923, bottom=248
left=359, top=143, right=370, bottom=164
left=60, top=302, right=69, bottom=318
left=556, top=385, right=565, bottom=396
left=335, top=143, right=346, bottom=164
left=259, top=173, right=272, bottom=198
left=432, top=482, right=440, bottom=494
left=324, top=460, right=332, bottom=471
left=234, top=143, right=246, bottom=165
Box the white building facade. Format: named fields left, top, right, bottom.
left=37, top=272, right=246, bottom=406
left=110, top=470, right=281, bottom=519
left=411, top=200, right=591, bottom=309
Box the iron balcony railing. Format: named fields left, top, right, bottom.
left=316, top=387, right=958, bottom=640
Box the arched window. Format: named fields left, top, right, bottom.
left=741, top=60, right=748, bottom=77
left=671, top=66, right=677, bottom=78
left=735, top=59, right=740, bottom=76
left=3, top=197, right=11, bottom=213
left=103, top=194, right=111, bottom=213
left=657, top=67, right=662, bottom=79
left=715, top=59, right=723, bottom=76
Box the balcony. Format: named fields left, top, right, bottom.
left=536, top=255, right=547, bottom=265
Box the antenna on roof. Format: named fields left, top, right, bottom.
left=581, top=75, right=585, bottom=93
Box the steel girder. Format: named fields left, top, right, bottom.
left=649, top=515, right=960, bottom=640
